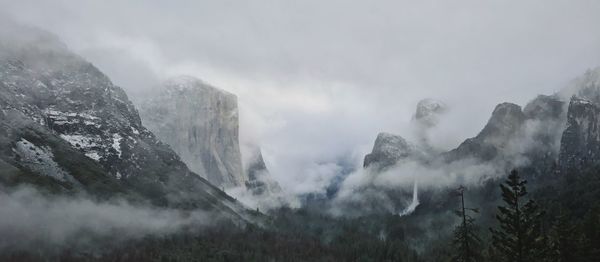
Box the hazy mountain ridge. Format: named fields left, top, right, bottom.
left=366, top=93, right=570, bottom=175
left=245, top=146, right=282, bottom=196
left=355, top=70, right=600, bottom=215
left=0, top=23, right=255, bottom=223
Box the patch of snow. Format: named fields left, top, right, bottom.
left=85, top=151, right=102, bottom=161
left=59, top=134, right=104, bottom=161
left=112, top=133, right=122, bottom=158
left=43, top=108, right=100, bottom=121
left=59, top=134, right=101, bottom=149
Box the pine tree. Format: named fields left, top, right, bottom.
left=549, top=210, right=580, bottom=262
left=451, top=186, right=482, bottom=262
left=580, top=206, right=600, bottom=260
left=489, top=169, right=547, bottom=262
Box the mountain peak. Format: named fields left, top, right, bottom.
left=363, top=132, right=419, bottom=169
left=414, top=99, right=447, bottom=119
left=478, top=102, right=525, bottom=140
left=413, top=99, right=448, bottom=129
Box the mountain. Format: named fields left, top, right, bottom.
left=245, top=146, right=282, bottom=196
left=356, top=93, right=567, bottom=214
left=559, top=97, right=600, bottom=173
left=557, top=68, right=600, bottom=174
left=413, top=98, right=447, bottom=129
left=139, top=76, right=247, bottom=188
left=523, top=94, right=564, bottom=120
left=363, top=133, right=421, bottom=170
left=443, top=103, right=526, bottom=162
left=0, top=22, right=252, bottom=220
left=364, top=99, right=446, bottom=171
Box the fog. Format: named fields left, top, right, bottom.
left=2, top=0, right=600, bottom=198
left=0, top=186, right=219, bottom=253
left=332, top=94, right=568, bottom=215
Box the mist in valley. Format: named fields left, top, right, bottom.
left=1, top=1, right=600, bottom=261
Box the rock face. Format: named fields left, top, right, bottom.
left=557, top=68, right=600, bottom=173
left=139, top=76, right=247, bottom=188
left=413, top=99, right=447, bottom=128
left=363, top=133, right=421, bottom=170
left=559, top=97, right=600, bottom=172
left=244, top=146, right=282, bottom=196
left=444, top=103, right=526, bottom=162
left=0, top=22, right=251, bottom=219
left=412, top=99, right=448, bottom=149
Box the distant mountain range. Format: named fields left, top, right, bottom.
left=360, top=67, right=600, bottom=214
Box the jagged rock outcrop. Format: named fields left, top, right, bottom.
left=412, top=98, right=448, bottom=152
left=413, top=99, right=448, bottom=128
left=444, top=103, right=526, bottom=162
left=363, top=133, right=421, bottom=170
left=556, top=68, right=600, bottom=173
left=139, top=76, right=247, bottom=188
left=245, top=146, right=282, bottom=196
left=0, top=22, right=253, bottom=220
left=558, top=97, right=600, bottom=172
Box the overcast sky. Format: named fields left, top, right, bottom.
left=3, top=0, right=600, bottom=195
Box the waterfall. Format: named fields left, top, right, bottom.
left=399, top=181, right=419, bottom=216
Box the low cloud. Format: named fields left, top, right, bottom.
left=332, top=97, right=567, bottom=215
left=0, top=186, right=219, bottom=253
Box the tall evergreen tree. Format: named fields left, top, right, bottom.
left=490, top=169, right=547, bottom=262
left=549, top=210, right=580, bottom=262
left=451, top=186, right=482, bottom=262
left=580, top=206, right=600, bottom=260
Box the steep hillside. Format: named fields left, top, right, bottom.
left=0, top=22, right=253, bottom=221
